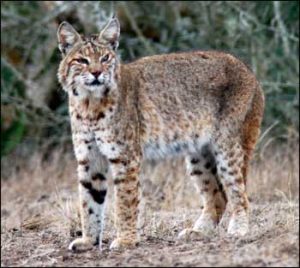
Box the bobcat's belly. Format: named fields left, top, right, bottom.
left=143, top=135, right=210, bottom=160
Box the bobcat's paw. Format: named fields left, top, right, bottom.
left=68, top=237, right=94, bottom=252
left=193, top=213, right=217, bottom=235
left=227, top=210, right=249, bottom=237
left=178, top=228, right=204, bottom=241
left=109, top=237, right=138, bottom=250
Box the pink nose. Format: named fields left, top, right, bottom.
left=91, top=71, right=101, bottom=78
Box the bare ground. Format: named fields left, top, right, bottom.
left=1, top=144, right=299, bottom=267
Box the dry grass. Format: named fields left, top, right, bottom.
left=1, top=142, right=299, bottom=267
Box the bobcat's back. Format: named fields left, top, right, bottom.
left=120, top=51, right=264, bottom=159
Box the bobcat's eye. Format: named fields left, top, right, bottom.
left=101, top=54, right=109, bottom=63
left=76, top=58, right=89, bottom=65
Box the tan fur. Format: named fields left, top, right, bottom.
left=57, top=17, right=264, bottom=251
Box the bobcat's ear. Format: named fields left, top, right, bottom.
left=57, top=21, right=82, bottom=55
left=98, top=16, right=120, bottom=50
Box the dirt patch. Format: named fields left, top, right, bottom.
left=1, top=202, right=299, bottom=267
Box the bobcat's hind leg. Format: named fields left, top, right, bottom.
left=179, top=144, right=227, bottom=240
left=213, top=137, right=249, bottom=237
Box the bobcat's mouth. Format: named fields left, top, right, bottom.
left=85, top=80, right=104, bottom=86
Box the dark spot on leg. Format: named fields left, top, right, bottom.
left=88, top=208, right=94, bottom=214
left=92, top=173, right=106, bottom=181
left=93, top=236, right=99, bottom=246
left=213, top=188, right=218, bottom=195
left=219, top=183, right=224, bottom=191
left=114, top=175, right=137, bottom=185
left=221, top=167, right=227, bottom=172
left=242, top=198, right=249, bottom=209
left=78, top=159, right=88, bottom=165
left=202, top=152, right=209, bottom=158
left=85, top=165, right=90, bottom=172
left=109, top=158, right=121, bottom=164
left=191, top=158, right=199, bottom=164
left=131, top=197, right=139, bottom=206
left=86, top=188, right=107, bottom=204
left=204, top=179, right=210, bottom=185
left=83, top=99, right=89, bottom=109
left=76, top=230, right=82, bottom=236
left=103, top=87, right=110, bottom=96
left=205, top=162, right=211, bottom=169
left=211, top=166, right=217, bottom=175
left=80, top=181, right=92, bottom=190
left=174, top=144, right=181, bottom=152
left=88, top=145, right=92, bottom=150
left=126, top=189, right=132, bottom=194
left=128, top=167, right=137, bottom=174
left=201, top=144, right=210, bottom=158
left=228, top=170, right=238, bottom=176
left=73, top=88, right=79, bottom=96
left=96, top=111, right=105, bottom=120
left=76, top=114, right=82, bottom=120
left=114, top=178, right=125, bottom=185
left=225, top=182, right=233, bottom=188
left=109, top=158, right=128, bottom=166
left=191, top=170, right=203, bottom=176
left=116, top=140, right=124, bottom=146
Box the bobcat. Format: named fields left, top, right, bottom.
left=57, top=16, right=264, bottom=251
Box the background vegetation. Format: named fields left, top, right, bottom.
left=1, top=1, right=299, bottom=158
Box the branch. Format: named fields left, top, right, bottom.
left=120, top=2, right=156, bottom=55
left=273, top=1, right=290, bottom=55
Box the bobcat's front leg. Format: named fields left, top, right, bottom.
left=69, top=129, right=108, bottom=252
left=108, top=157, right=140, bottom=250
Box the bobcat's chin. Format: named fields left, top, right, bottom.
left=84, top=84, right=105, bottom=92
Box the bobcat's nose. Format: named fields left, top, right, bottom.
left=91, top=71, right=101, bottom=79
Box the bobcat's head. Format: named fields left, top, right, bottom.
left=57, top=17, right=120, bottom=98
